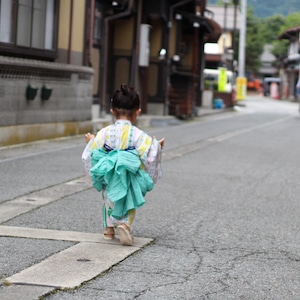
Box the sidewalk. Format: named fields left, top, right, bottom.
left=93, top=106, right=231, bottom=132
left=0, top=106, right=230, bottom=148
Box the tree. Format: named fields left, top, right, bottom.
left=282, top=11, right=300, bottom=29
left=260, top=15, right=285, bottom=43
left=244, top=7, right=265, bottom=74
left=258, top=14, right=286, bottom=69
left=271, top=12, right=300, bottom=61
left=211, top=2, right=300, bottom=75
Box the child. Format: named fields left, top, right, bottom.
left=82, top=83, right=164, bottom=246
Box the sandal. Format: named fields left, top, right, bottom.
left=103, top=227, right=115, bottom=240
left=117, top=223, right=133, bottom=246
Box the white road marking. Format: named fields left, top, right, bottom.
left=0, top=225, right=152, bottom=247
left=208, top=115, right=293, bottom=142
left=1, top=225, right=152, bottom=296
left=5, top=240, right=151, bottom=289
left=163, top=115, right=293, bottom=160
left=0, top=177, right=91, bottom=223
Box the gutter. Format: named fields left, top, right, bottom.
left=100, top=0, right=134, bottom=115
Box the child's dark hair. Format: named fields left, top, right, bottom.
left=111, top=84, right=140, bottom=117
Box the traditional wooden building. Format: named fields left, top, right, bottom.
left=86, top=0, right=222, bottom=119
left=205, top=3, right=240, bottom=70
left=0, top=0, right=222, bottom=146
left=278, top=26, right=300, bottom=100
left=0, top=0, right=93, bottom=146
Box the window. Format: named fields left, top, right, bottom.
left=0, top=0, right=14, bottom=43
left=0, top=0, right=57, bottom=59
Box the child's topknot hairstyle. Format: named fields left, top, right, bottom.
left=111, top=83, right=140, bottom=112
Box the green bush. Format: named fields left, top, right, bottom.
left=204, top=80, right=218, bottom=91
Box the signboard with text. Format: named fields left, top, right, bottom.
left=218, top=67, right=227, bottom=92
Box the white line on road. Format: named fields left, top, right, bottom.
left=0, top=177, right=91, bottom=223
left=0, top=225, right=152, bottom=247
left=5, top=241, right=146, bottom=289
left=207, top=115, right=293, bottom=142
left=1, top=225, right=152, bottom=298
left=164, top=115, right=293, bottom=160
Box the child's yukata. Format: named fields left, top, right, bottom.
left=82, top=120, right=162, bottom=229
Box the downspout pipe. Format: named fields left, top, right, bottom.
left=88, top=0, right=95, bottom=66
left=133, top=0, right=142, bottom=89
left=196, top=0, right=205, bottom=108
left=232, top=0, right=238, bottom=62
left=68, top=0, right=74, bottom=64
left=100, top=0, right=134, bottom=116
left=83, top=0, right=95, bottom=66
left=165, top=0, right=193, bottom=115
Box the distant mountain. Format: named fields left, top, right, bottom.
left=207, top=0, right=300, bottom=18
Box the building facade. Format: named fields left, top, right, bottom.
left=205, top=3, right=240, bottom=70
left=88, top=0, right=222, bottom=119
left=0, top=0, right=222, bottom=146
left=0, top=0, right=93, bottom=146
left=278, top=26, right=300, bottom=100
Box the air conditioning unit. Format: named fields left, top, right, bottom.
left=139, top=24, right=152, bottom=67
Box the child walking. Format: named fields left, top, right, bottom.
left=82, top=83, right=164, bottom=246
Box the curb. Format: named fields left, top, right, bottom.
left=0, top=108, right=230, bottom=147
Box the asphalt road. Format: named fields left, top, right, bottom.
left=0, top=95, right=300, bottom=299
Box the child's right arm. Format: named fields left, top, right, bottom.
left=82, top=133, right=95, bottom=174
left=140, top=136, right=164, bottom=183
left=158, top=138, right=165, bottom=149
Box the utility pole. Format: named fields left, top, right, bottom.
left=238, top=0, right=246, bottom=77
left=235, top=0, right=247, bottom=101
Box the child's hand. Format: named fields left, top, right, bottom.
left=85, top=133, right=95, bottom=143
left=159, top=138, right=165, bottom=149
left=153, top=136, right=165, bottom=149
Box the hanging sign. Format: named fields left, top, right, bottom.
left=218, top=67, right=227, bottom=92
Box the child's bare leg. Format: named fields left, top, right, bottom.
left=103, top=203, right=115, bottom=239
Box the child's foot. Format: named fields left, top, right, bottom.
left=117, top=223, right=133, bottom=246
left=103, top=227, right=115, bottom=240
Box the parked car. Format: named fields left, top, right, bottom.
left=204, top=68, right=235, bottom=93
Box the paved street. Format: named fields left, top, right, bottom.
left=0, top=95, right=300, bottom=299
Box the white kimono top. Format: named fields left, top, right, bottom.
left=82, top=120, right=162, bottom=183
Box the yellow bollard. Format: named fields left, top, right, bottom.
left=236, top=77, right=247, bottom=101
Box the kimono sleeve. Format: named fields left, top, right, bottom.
left=81, top=128, right=106, bottom=175
left=135, top=129, right=163, bottom=183
left=144, top=139, right=163, bottom=183
left=82, top=138, right=95, bottom=175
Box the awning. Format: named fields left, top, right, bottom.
left=204, top=18, right=222, bottom=43
left=176, top=10, right=222, bottom=43
left=278, top=26, right=300, bottom=40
